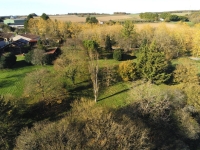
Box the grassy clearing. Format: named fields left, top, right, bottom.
left=98, top=81, right=132, bottom=108
left=2, top=53, right=199, bottom=108
left=0, top=56, right=53, bottom=97
left=98, top=59, right=121, bottom=68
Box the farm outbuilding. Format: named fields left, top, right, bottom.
left=3, top=18, right=26, bottom=28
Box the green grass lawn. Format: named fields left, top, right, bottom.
left=98, top=81, right=132, bottom=108
left=98, top=59, right=121, bottom=68
left=0, top=56, right=53, bottom=97
left=2, top=54, right=199, bottom=108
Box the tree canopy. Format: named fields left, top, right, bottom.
left=86, top=16, right=98, bottom=24
left=40, top=13, right=50, bottom=20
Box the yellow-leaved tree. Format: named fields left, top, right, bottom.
left=171, top=22, right=193, bottom=56
left=192, top=24, right=200, bottom=57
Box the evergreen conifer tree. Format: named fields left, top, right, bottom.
left=137, top=41, right=171, bottom=84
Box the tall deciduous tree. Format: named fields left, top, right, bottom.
left=153, top=23, right=180, bottom=60
left=192, top=25, right=200, bottom=57
left=54, top=49, right=88, bottom=85
left=120, top=20, right=136, bottom=50
left=84, top=40, right=99, bottom=102
left=137, top=41, right=171, bottom=84
left=24, top=69, right=67, bottom=103
left=24, top=14, right=33, bottom=32
left=173, top=58, right=199, bottom=84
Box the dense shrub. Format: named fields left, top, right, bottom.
left=15, top=99, right=152, bottom=150
left=24, top=50, right=33, bottom=64
left=15, top=88, right=200, bottom=149
left=118, top=60, right=138, bottom=81
left=113, top=49, right=122, bottom=61
left=173, top=62, right=199, bottom=84
left=0, top=52, right=17, bottom=69
left=86, top=16, right=98, bottom=24
left=25, top=49, right=58, bottom=65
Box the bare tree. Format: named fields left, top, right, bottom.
left=88, top=50, right=99, bottom=102
left=83, top=40, right=100, bottom=102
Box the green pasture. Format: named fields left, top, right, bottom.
left=1, top=54, right=200, bottom=107
left=98, top=81, right=132, bottom=108
left=0, top=56, right=53, bottom=97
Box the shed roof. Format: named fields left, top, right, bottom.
left=4, top=19, right=26, bottom=26
left=19, top=34, right=39, bottom=40
left=0, top=33, right=14, bottom=39
left=13, top=35, right=31, bottom=41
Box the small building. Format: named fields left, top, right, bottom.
left=13, top=34, right=40, bottom=46
left=3, top=18, right=26, bottom=28
left=0, top=33, right=40, bottom=54
left=0, top=32, right=14, bottom=42
left=18, top=34, right=40, bottom=41
left=160, top=18, right=164, bottom=21
left=99, top=20, right=104, bottom=25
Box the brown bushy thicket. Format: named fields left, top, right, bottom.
left=173, top=60, right=199, bottom=84
left=15, top=84, right=200, bottom=149
left=14, top=99, right=152, bottom=150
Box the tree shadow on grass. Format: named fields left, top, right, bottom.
left=22, top=82, right=94, bottom=123
left=13, top=60, right=31, bottom=68
left=0, top=79, right=16, bottom=88
left=2, top=73, right=26, bottom=79
left=68, top=82, right=94, bottom=99
left=22, top=98, right=74, bottom=123
left=98, top=88, right=130, bottom=102
left=122, top=54, right=136, bottom=61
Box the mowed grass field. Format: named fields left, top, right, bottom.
left=0, top=56, right=53, bottom=97
left=1, top=55, right=200, bottom=107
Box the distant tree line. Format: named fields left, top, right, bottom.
left=113, top=12, right=130, bottom=15
left=68, top=13, right=109, bottom=15
left=140, top=12, right=189, bottom=22
left=139, top=12, right=159, bottom=21
left=153, top=10, right=200, bottom=14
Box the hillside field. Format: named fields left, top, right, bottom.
left=42, top=11, right=191, bottom=23
left=47, top=14, right=137, bottom=22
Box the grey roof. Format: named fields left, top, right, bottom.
left=8, top=20, right=25, bottom=26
